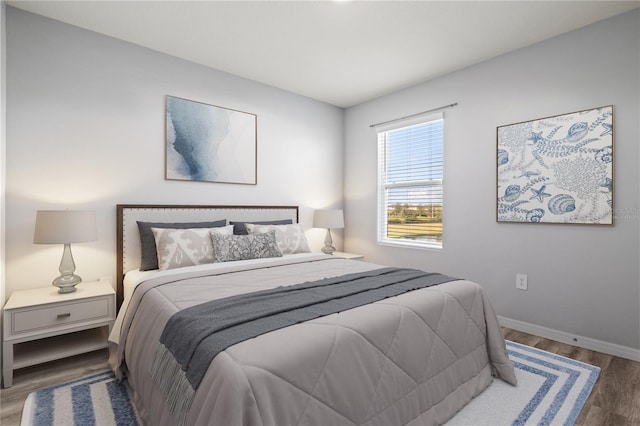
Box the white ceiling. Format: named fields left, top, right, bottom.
left=7, top=1, right=640, bottom=108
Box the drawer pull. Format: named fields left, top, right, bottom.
left=57, top=313, right=71, bottom=319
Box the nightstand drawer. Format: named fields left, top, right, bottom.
left=12, top=298, right=110, bottom=334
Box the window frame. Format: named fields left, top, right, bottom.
left=376, top=112, right=444, bottom=250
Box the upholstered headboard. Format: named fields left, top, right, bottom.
left=116, top=204, right=299, bottom=308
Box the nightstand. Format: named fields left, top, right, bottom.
left=2, top=279, right=115, bottom=388
left=332, top=252, right=364, bottom=260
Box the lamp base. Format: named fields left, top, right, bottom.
left=53, top=243, right=82, bottom=293
left=321, top=246, right=336, bottom=255
left=53, top=274, right=81, bottom=293
left=321, top=228, right=336, bottom=255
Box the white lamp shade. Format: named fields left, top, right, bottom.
left=34, top=210, right=98, bottom=244
left=313, top=209, right=344, bottom=229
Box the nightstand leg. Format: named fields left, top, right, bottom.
left=2, top=342, right=13, bottom=388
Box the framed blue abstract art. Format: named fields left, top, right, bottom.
left=166, top=96, right=257, bottom=185
left=497, top=106, right=613, bottom=225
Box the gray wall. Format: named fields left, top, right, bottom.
left=344, top=10, right=639, bottom=350
left=4, top=6, right=639, bottom=353
left=1, top=0, right=6, bottom=308
left=4, top=8, right=344, bottom=297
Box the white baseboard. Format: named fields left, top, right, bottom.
left=498, top=316, right=640, bottom=362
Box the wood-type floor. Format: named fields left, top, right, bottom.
left=1, top=330, right=638, bottom=425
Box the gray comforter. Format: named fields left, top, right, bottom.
left=109, top=254, right=516, bottom=426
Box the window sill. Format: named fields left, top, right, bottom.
left=377, top=240, right=442, bottom=251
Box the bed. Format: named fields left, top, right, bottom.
left=109, top=204, right=516, bottom=426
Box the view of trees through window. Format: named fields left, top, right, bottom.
left=386, top=203, right=442, bottom=242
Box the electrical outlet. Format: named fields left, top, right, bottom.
left=516, top=273, right=528, bottom=290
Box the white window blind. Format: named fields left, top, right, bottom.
left=377, top=112, right=444, bottom=249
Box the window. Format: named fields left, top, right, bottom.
left=377, top=113, right=443, bottom=249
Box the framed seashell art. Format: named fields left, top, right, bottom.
left=497, top=105, right=613, bottom=225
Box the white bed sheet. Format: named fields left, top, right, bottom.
left=109, top=253, right=327, bottom=344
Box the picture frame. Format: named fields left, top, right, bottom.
left=497, top=105, right=613, bottom=225
left=166, top=95, right=257, bottom=185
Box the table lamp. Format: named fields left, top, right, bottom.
left=313, top=209, right=344, bottom=255
left=34, top=210, right=98, bottom=293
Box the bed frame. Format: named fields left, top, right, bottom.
left=116, top=204, right=299, bottom=308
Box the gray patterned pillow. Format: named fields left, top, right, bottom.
left=210, top=230, right=283, bottom=263
left=152, top=225, right=234, bottom=270
left=138, top=219, right=227, bottom=271
left=245, top=223, right=311, bottom=254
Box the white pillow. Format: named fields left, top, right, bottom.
left=152, top=225, right=234, bottom=270
left=245, top=223, right=311, bottom=254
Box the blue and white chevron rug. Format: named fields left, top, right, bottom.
left=447, top=340, right=600, bottom=426
left=21, top=370, right=140, bottom=426
left=21, top=341, right=600, bottom=426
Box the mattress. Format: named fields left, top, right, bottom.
left=109, top=253, right=516, bottom=425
